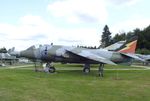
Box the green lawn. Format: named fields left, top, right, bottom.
left=0, top=65, right=150, bottom=101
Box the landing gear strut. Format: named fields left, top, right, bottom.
left=98, top=64, right=104, bottom=77
left=83, top=63, right=105, bottom=77
left=34, top=62, right=38, bottom=72
left=83, top=64, right=90, bottom=73
left=33, top=61, right=44, bottom=72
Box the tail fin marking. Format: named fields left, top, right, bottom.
left=118, top=40, right=137, bottom=54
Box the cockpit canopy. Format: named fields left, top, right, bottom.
left=26, top=44, right=42, bottom=50
left=26, top=44, right=52, bottom=50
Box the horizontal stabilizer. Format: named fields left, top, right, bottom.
left=121, top=53, right=145, bottom=62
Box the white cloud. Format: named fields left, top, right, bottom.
left=0, top=15, right=100, bottom=50
left=0, top=15, right=51, bottom=40
left=0, top=15, right=56, bottom=50
left=17, top=15, right=54, bottom=38
left=106, top=0, right=140, bottom=6
left=126, top=0, right=140, bottom=6
left=111, top=16, right=150, bottom=35
left=18, top=15, right=100, bottom=47
left=0, top=23, right=17, bottom=36
left=0, top=0, right=149, bottom=51
left=47, top=0, right=108, bottom=24
left=54, top=27, right=100, bottom=46
left=1, top=14, right=149, bottom=51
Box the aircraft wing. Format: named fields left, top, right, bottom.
left=66, top=49, right=117, bottom=65
left=120, top=53, right=145, bottom=62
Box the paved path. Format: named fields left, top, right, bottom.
left=1, top=64, right=150, bottom=71
left=6, top=65, right=33, bottom=69
left=57, top=68, right=149, bottom=71
left=131, top=65, right=150, bottom=69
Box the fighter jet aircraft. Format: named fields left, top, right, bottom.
left=10, top=38, right=144, bottom=77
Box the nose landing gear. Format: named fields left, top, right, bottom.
left=44, top=62, right=56, bottom=73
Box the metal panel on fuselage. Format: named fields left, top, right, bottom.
left=111, top=52, right=132, bottom=65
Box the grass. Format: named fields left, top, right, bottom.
left=0, top=64, right=150, bottom=101
left=46, top=63, right=146, bottom=70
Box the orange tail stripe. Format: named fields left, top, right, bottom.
left=118, top=40, right=137, bottom=54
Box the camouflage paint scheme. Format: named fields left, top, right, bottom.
left=14, top=44, right=143, bottom=65
left=136, top=54, right=150, bottom=62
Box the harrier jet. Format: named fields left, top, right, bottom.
left=10, top=38, right=144, bottom=77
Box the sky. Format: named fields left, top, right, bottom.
left=0, top=0, right=150, bottom=50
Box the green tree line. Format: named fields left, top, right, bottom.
left=101, top=25, right=150, bottom=54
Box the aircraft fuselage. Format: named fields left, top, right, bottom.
left=18, top=45, right=132, bottom=65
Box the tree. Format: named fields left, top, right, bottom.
left=112, top=33, right=126, bottom=43
left=136, top=48, right=150, bottom=55
left=100, top=25, right=112, bottom=48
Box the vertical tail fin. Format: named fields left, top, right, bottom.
left=104, top=41, right=126, bottom=51
left=116, top=36, right=138, bottom=54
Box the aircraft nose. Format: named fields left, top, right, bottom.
left=20, top=49, right=35, bottom=59
left=10, top=51, right=20, bottom=57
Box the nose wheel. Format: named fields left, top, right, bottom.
left=45, top=62, right=56, bottom=73
left=48, top=66, right=56, bottom=73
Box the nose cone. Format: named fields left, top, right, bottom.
left=10, top=51, right=20, bottom=57
left=20, top=49, right=35, bottom=59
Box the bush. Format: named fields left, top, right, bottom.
left=136, top=48, right=150, bottom=55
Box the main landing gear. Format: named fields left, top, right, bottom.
left=83, top=64, right=90, bottom=73
left=98, top=64, right=104, bottom=77
left=83, top=63, right=104, bottom=77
